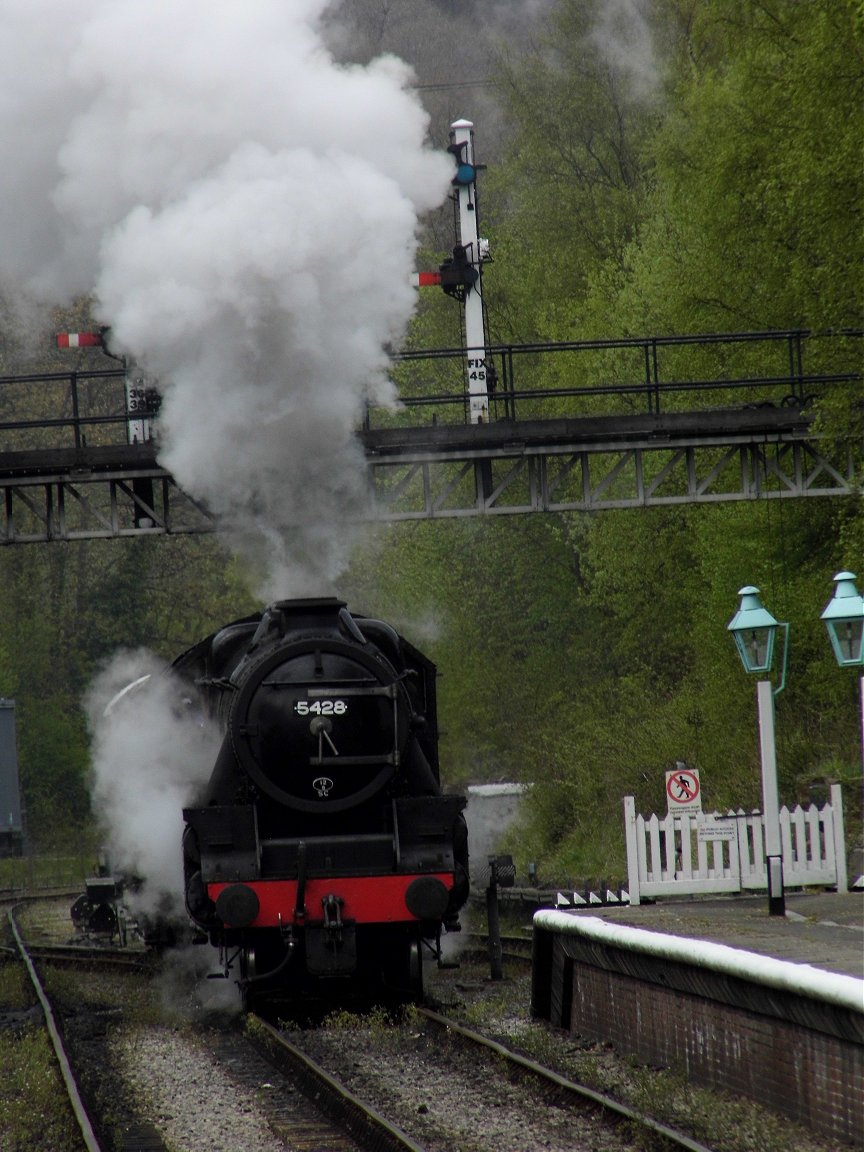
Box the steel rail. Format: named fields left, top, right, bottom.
left=416, top=1006, right=717, bottom=1152
left=27, top=942, right=155, bottom=970
left=8, top=905, right=104, bottom=1152
left=249, top=1013, right=429, bottom=1152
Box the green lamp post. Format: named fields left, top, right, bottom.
left=821, top=571, right=864, bottom=772
left=727, top=586, right=787, bottom=916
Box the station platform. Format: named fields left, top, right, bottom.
left=531, top=890, right=863, bottom=1143
left=568, top=889, right=864, bottom=979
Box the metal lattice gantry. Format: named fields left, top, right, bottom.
left=0, top=328, right=860, bottom=541
left=0, top=447, right=215, bottom=544
left=0, top=411, right=856, bottom=542
left=362, top=408, right=860, bottom=520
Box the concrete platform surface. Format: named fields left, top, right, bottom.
left=574, top=891, right=864, bottom=980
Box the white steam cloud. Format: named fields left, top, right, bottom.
left=0, top=0, right=452, bottom=595
left=85, top=651, right=222, bottom=917
left=589, top=0, right=659, bottom=100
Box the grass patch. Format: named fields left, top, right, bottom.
left=44, top=967, right=161, bottom=1028
left=321, top=1005, right=393, bottom=1033
left=0, top=1026, right=82, bottom=1151
left=0, top=961, right=30, bottom=1010
left=0, top=854, right=95, bottom=891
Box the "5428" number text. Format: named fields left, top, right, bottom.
left=294, top=699, right=347, bottom=716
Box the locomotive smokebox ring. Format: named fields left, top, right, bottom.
left=405, top=876, right=450, bottom=920
left=215, top=883, right=260, bottom=928
left=226, top=637, right=410, bottom=813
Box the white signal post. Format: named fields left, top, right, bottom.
left=124, top=364, right=158, bottom=446
left=449, top=119, right=489, bottom=424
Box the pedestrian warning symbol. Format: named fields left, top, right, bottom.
left=665, top=766, right=702, bottom=815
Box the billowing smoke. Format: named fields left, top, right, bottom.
left=588, top=0, right=660, bottom=99
left=85, top=651, right=222, bottom=917
left=0, top=0, right=452, bottom=595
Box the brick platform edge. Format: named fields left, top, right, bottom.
left=532, top=911, right=864, bottom=1145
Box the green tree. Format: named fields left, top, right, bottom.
left=487, top=0, right=659, bottom=342
left=433, top=0, right=864, bottom=875
left=0, top=534, right=256, bottom=847
left=599, top=1, right=863, bottom=334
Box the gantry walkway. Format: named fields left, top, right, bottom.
left=0, top=329, right=859, bottom=542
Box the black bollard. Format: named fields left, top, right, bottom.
left=485, top=853, right=516, bottom=981
left=486, top=856, right=504, bottom=981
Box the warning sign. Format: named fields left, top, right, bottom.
left=665, top=767, right=702, bottom=816
left=696, top=817, right=737, bottom=842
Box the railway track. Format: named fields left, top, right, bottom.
left=3, top=897, right=830, bottom=1152
left=276, top=999, right=721, bottom=1152
left=25, top=942, right=157, bottom=970
left=5, top=896, right=425, bottom=1150
left=460, top=929, right=533, bottom=968
left=415, top=1006, right=715, bottom=1152
left=10, top=909, right=709, bottom=1152
left=12, top=899, right=653, bottom=1152
left=7, top=904, right=107, bottom=1152
left=247, top=1014, right=427, bottom=1150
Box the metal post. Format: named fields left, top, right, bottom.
left=756, top=679, right=785, bottom=915
left=126, top=364, right=151, bottom=445
left=70, top=371, right=81, bottom=449
left=486, top=856, right=503, bottom=981
left=450, top=119, right=489, bottom=425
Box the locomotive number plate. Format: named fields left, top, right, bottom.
left=294, top=699, right=348, bottom=716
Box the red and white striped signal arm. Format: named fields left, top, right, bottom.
left=56, top=332, right=104, bottom=349
left=411, top=272, right=442, bottom=288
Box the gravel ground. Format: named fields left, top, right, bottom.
left=20, top=900, right=855, bottom=1152
left=112, top=1027, right=286, bottom=1152
left=421, top=953, right=853, bottom=1152
left=287, top=1005, right=638, bottom=1152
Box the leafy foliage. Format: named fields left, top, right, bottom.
left=2, top=0, right=862, bottom=878
left=351, top=0, right=864, bottom=878
left=0, top=535, right=254, bottom=848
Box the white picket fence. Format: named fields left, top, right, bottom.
left=624, top=785, right=847, bottom=905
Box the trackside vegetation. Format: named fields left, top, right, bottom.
left=0, top=1, right=860, bottom=881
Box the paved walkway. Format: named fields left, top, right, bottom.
left=576, top=890, right=864, bottom=980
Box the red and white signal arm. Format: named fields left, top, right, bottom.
left=665, top=767, right=702, bottom=815
left=56, top=332, right=103, bottom=349
left=411, top=271, right=442, bottom=288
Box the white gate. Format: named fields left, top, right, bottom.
left=624, top=784, right=847, bottom=905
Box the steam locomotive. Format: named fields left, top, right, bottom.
left=177, top=597, right=468, bottom=1007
